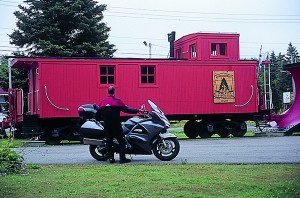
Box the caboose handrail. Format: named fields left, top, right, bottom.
left=44, top=85, right=69, bottom=111
left=235, top=85, right=254, bottom=107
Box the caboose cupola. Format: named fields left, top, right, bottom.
left=174, top=32, right=240, bottom=61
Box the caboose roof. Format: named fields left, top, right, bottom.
left=175, top=32, right=240, bottom=42
left=8, top=56, right=175, bottom=68
left=8, top=55, right=267, bottom=70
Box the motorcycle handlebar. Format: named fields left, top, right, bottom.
left=139, top=110, right=149, bottom=114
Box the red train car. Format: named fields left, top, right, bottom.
left=6, top=32, right=270, bottom=143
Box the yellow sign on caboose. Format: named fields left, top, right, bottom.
left=213, top=71, right=235, bottom=103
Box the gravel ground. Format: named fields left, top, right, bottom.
left=16, top=136, right=300, bottom=165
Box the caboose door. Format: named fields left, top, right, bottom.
left=28, top=67, right=39, bottom=114
left=8, top=88, right=24, bottom=123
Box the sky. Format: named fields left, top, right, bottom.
left=0, top=0, right=300, bottom=60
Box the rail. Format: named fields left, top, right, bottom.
left=235, top=85, right=254, bottom=107
left=44, top=86, right=69, bottom=111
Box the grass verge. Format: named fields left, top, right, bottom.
left=1, top=164, right=299, bottom=198
left=171, top=130, right=255, bottom=139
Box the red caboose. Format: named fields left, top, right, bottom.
left=7, top=32, right=270, bottom=144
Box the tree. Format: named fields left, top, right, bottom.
left=0, top=57, right=8, bottom=90
left=0, top=56, right=28, bottom=93
left=9, top=0, right=116, bottom=57
left=269, top=52, right=294, bottom=113
left=286, top=42, right=300, bottom=64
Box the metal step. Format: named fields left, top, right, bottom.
left=22, top=114, right=42, bottom=135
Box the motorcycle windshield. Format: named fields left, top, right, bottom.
left=148, top=100, right=170, bottom=128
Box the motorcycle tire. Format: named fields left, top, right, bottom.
left=152, top=137, right=180, bottom=161
left=89, top=145, right=109, bottom=161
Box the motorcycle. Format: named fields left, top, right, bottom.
left=77, top=100, right=180, bottom=161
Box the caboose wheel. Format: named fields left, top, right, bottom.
left=215, top=122, right=230, bottom=138
left=216, top=126, right=230, bottom=138
left=198, top=122, right=213, bottom=138
left=44, top=127, right=62, bottom=145
left=183, top=120, right=199, bottom=139
left=45, top=135, right=62, bottom=145
left=232, top=121, right=247, bottom=137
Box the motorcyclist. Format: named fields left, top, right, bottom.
left=98, top=86, right=141, bottom=164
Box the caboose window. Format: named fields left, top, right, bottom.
left=190, top=44, right=197, bottom=58
left=211, top=43, right=217, bottom=56
left=100, top=66, right=115, bottom=84
left=211, top=43, right=227, bottom=56
left=220, top=43, right=227, bottom=55
left=141, top=66, right=155, bottom=84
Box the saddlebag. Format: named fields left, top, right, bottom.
left=79, top=120, right=105, bottom=139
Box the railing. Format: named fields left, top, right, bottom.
left=27, top=90, right=40, bottom=114
left=263, top=63, right=273, bottom=110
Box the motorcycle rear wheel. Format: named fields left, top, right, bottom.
left=152, top=138, right=180, bottom=161
left=89, top=145, right=109, bottom=161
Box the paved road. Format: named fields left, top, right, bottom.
left=16, top=136, right=300, bottom=165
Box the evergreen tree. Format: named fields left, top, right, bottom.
left=0, top=57, right=8, bottom=90
left=0, top=56, right=28, bottom=92
left=269, top=51, right=279, bottom=80
left=273, top=53, right=292, bottom=112
left=286, top=42, right=300, bottom=63
left=9, top=0, right=116, bottom=57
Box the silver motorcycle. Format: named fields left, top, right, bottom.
left=78, top=100, right=180, bottom=161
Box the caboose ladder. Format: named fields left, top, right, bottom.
left=263, top=63, right=273, bottom=110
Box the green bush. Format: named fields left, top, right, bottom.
left=0, top=141, right=27, bottom=176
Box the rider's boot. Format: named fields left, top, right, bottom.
left=119, top=153, right=131, bottom=164
left=108, top=151, right=115, bottom=163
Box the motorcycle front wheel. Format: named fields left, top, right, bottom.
left=152, top=138, right=180, bottom=161
left=89, top=145, right=109, bottom=161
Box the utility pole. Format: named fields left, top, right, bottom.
left=8, top=58, right=12, bottom=89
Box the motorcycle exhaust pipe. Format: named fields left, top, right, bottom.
left=83, top=138, right=105, bottom=146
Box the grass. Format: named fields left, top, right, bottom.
left=169, top=120, right=256, bottom=139
left=1, top=164, right=299, bottom=198
left=1, top=122, right=299, bottom=197
left=172, top=130, right=255, bottom=139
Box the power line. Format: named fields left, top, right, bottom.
left=0, top=3, right=18, bottom=7
left=112, top=36, right=300, bottom=45
left=0, top=49, right=16, bottom=52
left=110, top=35, right=165, bottom=41
left=0, top=0, right=23, bottom=7
left=241, top=41, right=300, bottom=45
left=107, top=11, right=300, bottom=22
left=2, top=2, right=299, bottom=23
left=0, top=45, right=17, bottom=48
left=0, top=0, right=20, bottom=3
left=105, top=6, right=300, bottom=24
left=2, top=2, right=300, bottom=17
left=105, top=14, right=300, bottom=24
left=109, top=6, right=300, bottom=17
left=114, top=52, right=168, bottom=57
